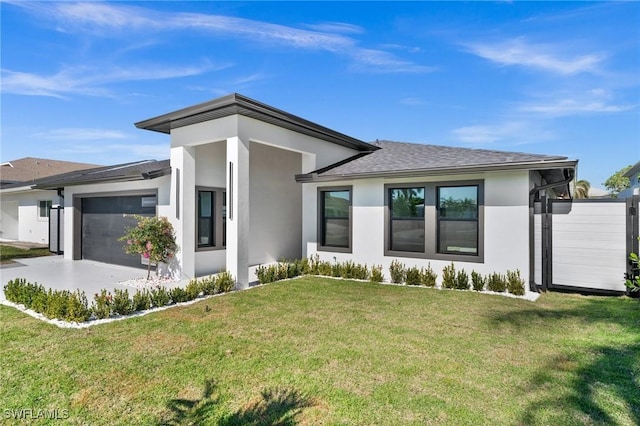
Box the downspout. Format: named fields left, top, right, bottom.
left=528, top=168, right=575, bottom=293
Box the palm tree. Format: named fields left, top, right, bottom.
left=573, top=179, right=591, bottom=199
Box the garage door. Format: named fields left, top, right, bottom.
left=82, top=195, right=156, bottom=268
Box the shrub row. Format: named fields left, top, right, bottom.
left=3, top=272, right=236, bottom=323
left=389, top=260, right=437, bottom=286
left=3, top=278, right=91, bottom=322
left=256, top=257, right=526, bottom=296
left=439, top=262, right=525, bottom=295
left=256, top=255, right=384, bottom=284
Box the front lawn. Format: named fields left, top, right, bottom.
left=0, top=244, right=51, bottom=263
left=1, top=277, right=638, bottom=425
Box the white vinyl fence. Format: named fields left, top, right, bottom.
left=534, top=196, right=639, bottom=294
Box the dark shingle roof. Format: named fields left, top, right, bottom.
left=297, top=140, right=575, bottom=182
left=28, top=159, right=170, bottom=189
left=0, top=157, right=101, bottom=187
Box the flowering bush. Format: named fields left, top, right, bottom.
left=119, top=215, right=177, bottom=280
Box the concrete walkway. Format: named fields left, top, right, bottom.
left=0, top=256, right=180, bottom=302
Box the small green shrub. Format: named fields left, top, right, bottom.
left=442, top=263, right=456, bottom=289
left=199, top=276, right=217, bottom=295
left=185, top=279, right=202, bottom=300
left=340, top=260, right=354, bottom=278
left=150, top=286, right=170, bottom=307
left=297, top=257, right=311, bottom=275
left=132, top=289, right=151, bottom=311
left=317, top=260, right=333, bottom=276
left=487, top=273, right=507, bottom=293
left=506, top=270, right=525, bottom=296
left=31, top=290, right=48, bottom=313
left=92, top=289, right=113, bottom=319
left=215, top=271, right=235, bottom=293
left=405, top=266, right=422, bottom=286
left=389, top=259, right=406, bottom=284
left=44, top=289, right=68, bottom=320
left=170, top=287, right=189, bottom=304
left=65, top=291, right=90, bottom=322
left=370, top=265, right=384, bottom=282
left=420, top=264, right=437, bottom=287
left=352, top=263, right=369, bottom=280
left=471, top=271, right=485, bottom=291
left=455, top=269, right=470, bottom=290
left=256, top=264, right=276, bottom=284
left=308, top=254, right=320, bottom=275
left=331, top=261, right=343, bottom=278
left=112, top=289, right=134, bottom=315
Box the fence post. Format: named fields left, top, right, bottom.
left=626, top=195, right=640, bottom=296
left=541, top=196, right=551, bottom=292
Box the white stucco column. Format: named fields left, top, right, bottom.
left=226, top=136, right=250, bottom=289
left=171, top=145, right=196, bottom=278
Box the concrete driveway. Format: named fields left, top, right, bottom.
left=0, top=256, right=182, bottom=302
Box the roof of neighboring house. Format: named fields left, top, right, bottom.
left=296, top=140, right=577, bottom=182
left=135, top=93, right=378, bottom=153
left=28, top=159, right=171, bottom=190
left=0, top=157, right=101, bottom=187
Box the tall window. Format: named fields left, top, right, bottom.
left=389, top=188, right=425, bottom=252
left=319, top=187, right=351, bottom=251
left=196, top=188, right=226, bottom=251
left=437, top=185, right=479, bottom=255
left=197, top=190, right=214, bottom=248
left=385, top=181, right=484, bottom=262
left=38, top=200, right=52, bottom=219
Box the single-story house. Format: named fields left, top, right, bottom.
left=618, top=161, right=640, bottom=198
left=2, top=94, right=578, bottom=294
left=0, top=158, right=100, bottom=243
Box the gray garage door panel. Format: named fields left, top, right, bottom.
left=82, top=196, right=156, bottom=268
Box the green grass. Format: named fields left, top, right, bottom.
left=0, top=244, right=51, bottom=263
left=1, top=277, right=639, bottom=425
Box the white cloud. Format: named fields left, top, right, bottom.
left=452, top=121, right=553, bottom=145
left=465, top=37, right=605, bottom=75
left=350, top=49, right=436, bottom=73
left=303, top=22, right=365, bottom=34
left=36, top=128, right=129, bottom=141
left=521, top=99, right=636, bottom=116
left=9, top=1, right=433, bottom=75
left=520, top=88, right=637, bottom=116
left=1, top=62, right=226, bottom=98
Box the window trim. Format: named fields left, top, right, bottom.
left=195, top=186, right=226, bottom=252
left=384, top=180, right=484, bottom=263
left=38, top=200, right=52, bottom=220
left=317, top=186, right=353, bottom=253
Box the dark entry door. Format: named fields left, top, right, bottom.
left=81, top=195, right=156, bottom=268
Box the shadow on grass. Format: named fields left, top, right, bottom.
left=490, top=297, right=640, bottom=424
left=159, top=379, right=314, bottom=425
left=520, top=343, right=640, bottom=425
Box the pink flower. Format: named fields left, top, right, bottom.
left=142, top=252, right=150, bottom=259
left=146, top=241, right=153, bottom=250
left=127, top=239, right=132, bottom=245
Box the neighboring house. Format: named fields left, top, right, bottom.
left=0, top=158, right=100, bottom=243
left=3, top=94, right=578, bottom=295
left=617, top=161, right=640, bottom=198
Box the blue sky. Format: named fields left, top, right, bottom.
left=1, top=1, right=639, bottom=188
